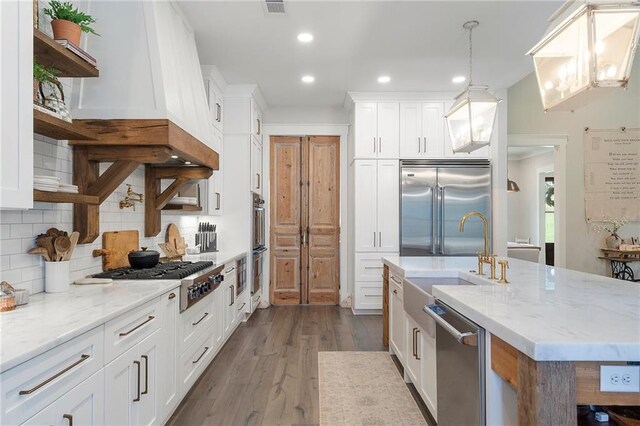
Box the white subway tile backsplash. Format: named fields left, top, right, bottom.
left=22, top=210, right=43, bottom=224
left=1, top=210, right=23, bottom=224
left=10, top=224, right=34, bottom=239
left=1, top=239, right=23, bottom=255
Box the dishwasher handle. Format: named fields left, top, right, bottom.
left=424, top=305, right=478, bottom=347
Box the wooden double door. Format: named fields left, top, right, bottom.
left=270, top=136, right=340, bottom=305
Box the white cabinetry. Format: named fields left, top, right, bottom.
left=22, top=370, right=104, bottom=426
left=251, top=98, right=263, bottom=137
left=0, top=0, right=33, bottom=209
left=354, top=103, right=399, bottom=159
left=222, top=263, right=239, bottom=339
left=405, top=316, right=421, bottom=386
left=251, top=136, right=263, bottom=195
left=104, top=330, right=162, bottom=426
left=352, top=252, right=395, bottom=311
left=353, top=160, right=399, bottom=252
left=158, top=290, right=179, bottom=423
left=420, top=329, right=438, bottom=419
left=400, top=102, right=445, bottom=158
left=389, top=273, right=405, bottom=365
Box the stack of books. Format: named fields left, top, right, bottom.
left=55, top=39, right=97, bottom=67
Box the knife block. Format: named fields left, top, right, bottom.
left=196, top=231, right=217, bottom=253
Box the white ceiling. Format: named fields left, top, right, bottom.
left=179, top=0, right=562, bottom=107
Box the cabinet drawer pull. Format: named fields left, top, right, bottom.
left=364, top=266, right=383, bottom=270
left=141, top=355, right=149, bottom=395
left=225, top=266, right=235, bottom=273
left=63, top=414, right=73, bottom=426
left=19, top=354, right=90, bottom=395
left=238, top=302, right=246, bottom=311
left=192, top=312, right=209, bottom=326
left=415, top=329, right=421, bottom=360
left=363, top=294, right=382, bottom=298
left=168, top=292, right=176, bottom=300
left=412, top=328, right=418, bottom=358
left=393, top=289, right=398, bottom=294
left=390, top=276, right=401, bottom=284
left=216, top=192, right=221, bottom=210
left=229, top=285, right=234, bottom=306
left=119, top=316, right=155, bottom=337
left=133, top=360, right=141, bottom=402
left=192, top=346, right=210, bottom=364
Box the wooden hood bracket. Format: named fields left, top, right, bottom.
left=145, top=166, right=213, bottom=237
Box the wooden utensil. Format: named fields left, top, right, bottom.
left=46, top=227, right=59, bottom=237
left=36, top=236, right=55, bottom=262
left=28, top=247, right=51, bottom=262
left=53, top=236, right=71, bottom=261
left=158, top=243, right=180, bottom=259
left=63, top=231, right=79, bottom=261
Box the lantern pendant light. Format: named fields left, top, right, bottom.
left=445, top=20, right=500, bottom=154
left=527, top=0, right=640, bottom=112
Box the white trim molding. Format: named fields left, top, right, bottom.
left=508, top=133, right=569, bottom=268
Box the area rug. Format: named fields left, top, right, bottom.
left=318, top=351, right=427, bottom=425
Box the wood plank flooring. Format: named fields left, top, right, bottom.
left=167, top=306, right=428, bottom=426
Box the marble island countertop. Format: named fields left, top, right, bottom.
left=383, top=256, right=640, bottom=362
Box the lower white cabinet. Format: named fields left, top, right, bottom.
left=105, top=329, right=162, bottom=426
left=353, top=252, right=397, bottom=311
left=22, top=370, right=105, bottom=426
left=419, top=329, right=438, bottom=420
left=158, top=289, right=179, bottom=423
left=389, top=277, right=405, bottom=365
left=405, top=316, right=421, bottom=386
left=402, top=309, right=437, bottom=421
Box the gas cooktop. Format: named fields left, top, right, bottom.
left=92, top=261, right=214, bottom=280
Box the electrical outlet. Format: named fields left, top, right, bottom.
left=600, top=365, right=640, bottom=392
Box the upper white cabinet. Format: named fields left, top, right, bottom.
left=354, top=160, right=399, bottom=252
left=251, top=136, right=263, bottom=195
left=354, top=103, right=399, bottom=159
left=400, top=102, right=445, bottom=158
left=251, top=98, right=262, bottom=138
left=0, top=0, right=33, bottom=209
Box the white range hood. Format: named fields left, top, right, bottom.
left=70, top=0, right=213, bottom=150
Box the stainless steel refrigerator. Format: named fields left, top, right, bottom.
left=400, top=160, right=491, bottom=256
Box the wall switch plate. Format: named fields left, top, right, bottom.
left=600, top=365, right=640, bottom=392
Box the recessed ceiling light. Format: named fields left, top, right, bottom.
left=297, top=33, right=313, bottom=43
left=377, top=76, right=391, bottom=83
left=184, top=161, right=192, bottom=165
left=171, top=155, right=179, bottom=159
left=301, top=75, right=315, bottom=83
left=452, top=75, right=466, bottom=83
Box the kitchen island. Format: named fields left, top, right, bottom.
left=382, top=256, right=640, bottom=425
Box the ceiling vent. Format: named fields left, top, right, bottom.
left=265, top=0, right=285, bottom=14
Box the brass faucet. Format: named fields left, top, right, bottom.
left=459, top=211, right=496, bottom=277
left=119, top=184, right=144, bottom=210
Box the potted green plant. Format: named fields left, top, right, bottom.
left=43, top=0, right=98, bottom=46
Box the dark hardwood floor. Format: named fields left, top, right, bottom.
left=167, top=305, right=428, bottom=426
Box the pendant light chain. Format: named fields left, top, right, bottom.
left=468, top=24, right=473, bottom=86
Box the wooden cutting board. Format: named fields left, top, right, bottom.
left=93, top=230, right=139, bottom=271
left=165, top=223, right=186, bottom=256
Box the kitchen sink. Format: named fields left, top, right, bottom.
left=403, top=277, right=474, bottom=336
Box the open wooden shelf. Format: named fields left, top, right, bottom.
left=34, top=190, right=99, bottom=204
left=34, top=108, right=98, bottom=140
left=34, top=30, right=98, bottom=78
left=162, top=204, right=202, bottom=212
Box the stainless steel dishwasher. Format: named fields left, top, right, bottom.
left=424, top=300, right=485, bottom=426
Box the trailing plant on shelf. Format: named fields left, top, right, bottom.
left=33, top=62, right=60, bottom=103
left=44, top=0, right=99, bottom=45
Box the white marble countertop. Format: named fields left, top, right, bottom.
left=383, top=256, right=640, bottom=362
left=0, top=279, right=180, bottom=373
left=183, top=250, right=247, bottom=265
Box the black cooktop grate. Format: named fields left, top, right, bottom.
left=93, top=261, right=214, bottom=280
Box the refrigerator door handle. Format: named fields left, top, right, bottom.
left=439, top=186, right=445, bottom=255
left=432, top=185, right=438, bottom=255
